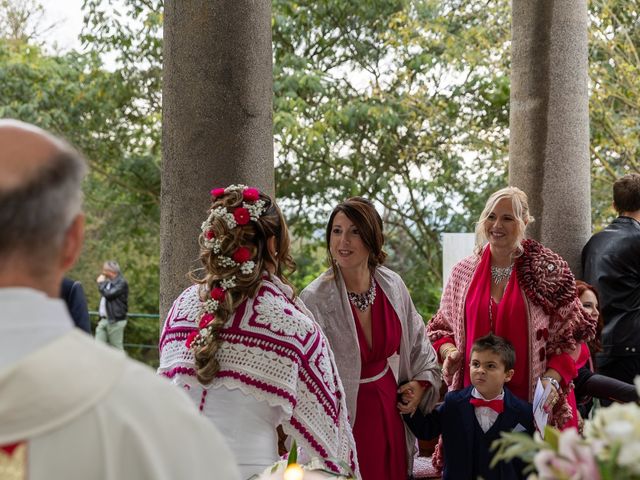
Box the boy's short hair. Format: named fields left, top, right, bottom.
left=471, top=333, right=516, bottom=371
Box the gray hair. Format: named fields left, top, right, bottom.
left=103, top=260, right=121, bottom=275
left=0, top=149, right=87, bottom=257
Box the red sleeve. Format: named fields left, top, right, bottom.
left=432, top=336, right=456, bottom=364
left=546, top=352, right=577, bottom=387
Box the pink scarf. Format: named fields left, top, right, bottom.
left=464, top=246, right=530, bottom=401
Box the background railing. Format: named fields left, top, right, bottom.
left=89, top=311, right=160, bottom=366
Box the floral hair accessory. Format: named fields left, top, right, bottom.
left=187, top=278, right=240, bottom=351
left=220, top=276, right=237, bottom=290
left=211, top=287, right=225, bottom=301
left=185, top=330, right=199, bottom=349
left=211, top=187, right=226, bottom=198
left=200, top=184, right=268, bottom=237
left=234, top=207, right=251, bottom=225
left=243, top=187, right=260, bottom=202
left=233, top=247, right=252, bottom=263
left=199, top=313, right=215, bottom=329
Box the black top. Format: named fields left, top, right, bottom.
left=582, top=216, right=640, bottom=357
left=60, top=278, right=91, bottom=333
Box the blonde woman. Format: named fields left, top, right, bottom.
left=428, top=186, right=596, bottom=473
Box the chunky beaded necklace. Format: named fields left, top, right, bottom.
left=490, top=264, right=513, bottom=285
left=347, top=278, right=377, bottom=311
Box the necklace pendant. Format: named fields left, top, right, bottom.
left=347, top=278, right=377, bottom=311
left=490, top=264, right=513, bottom=285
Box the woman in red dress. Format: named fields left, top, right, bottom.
left=301, top=197, right=441, bottom=479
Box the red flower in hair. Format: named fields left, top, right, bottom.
left=211, top=287, right=225, bottom=301
left=199, top=313, right=215, bottom=329
left=233, top=246, right=252, bottom=263
left=205, top=229, right=215, bottom=240
left=233, top=207, right=250, bottom=225
left=243, top=187, right=260, bottom=202
left=185, top=331, right=198, bottom=348
left=211, top=188, right=226, bottom=198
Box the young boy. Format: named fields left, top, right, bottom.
left=403, top=333, right=534, bottom=480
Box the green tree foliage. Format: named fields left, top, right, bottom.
left=0, top=0, right=162, bottom=363
left=272, top=0, right=512, bottom=315
left=589, top=0, right=640, bottom=228
left=3, top=0, right=639, bottom=345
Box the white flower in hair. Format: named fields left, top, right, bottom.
left=240, top=261, right=256, bottom=275
left=220, top=276, right=237, bottom=290
left=203, top=299, right=220, bottom=313
left=218, top=256, right=238, bottom=268
left=243, top=200, right=268, bottom=221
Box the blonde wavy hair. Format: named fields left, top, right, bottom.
left=189, top=188, right=296, bottom=384
left=473, top=186, right=534, bottom=256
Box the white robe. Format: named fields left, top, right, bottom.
left=0, top=288, right=240, bottom=480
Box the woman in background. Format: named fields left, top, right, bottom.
left=574, top=280, right=638, bottom=418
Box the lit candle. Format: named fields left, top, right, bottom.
left=283, top=464, right=305, bottom=480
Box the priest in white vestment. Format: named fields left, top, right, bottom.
left=0, top=119, right=240, bottom=480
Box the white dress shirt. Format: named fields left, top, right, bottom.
left=471, top=387, right=505, bottom=433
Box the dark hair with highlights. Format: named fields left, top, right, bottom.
left=325, top=196, right=387, bottom=276
left=189, top=188, right=295, bottom=384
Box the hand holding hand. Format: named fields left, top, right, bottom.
left=397, top=380, right=428, bottom=415
left=97, top=274, right=106, bottom=283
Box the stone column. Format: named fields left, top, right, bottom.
left=161, top=0, right=274, bottom=321
left=509, top=0, right=591, bottom=275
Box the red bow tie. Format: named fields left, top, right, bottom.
left=470, top=397, right=504, bottom=413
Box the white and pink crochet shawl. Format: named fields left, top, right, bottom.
left=158, top=275, right=357, bottom=476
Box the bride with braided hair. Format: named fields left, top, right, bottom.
left=159, top=185, right=357, bottom=478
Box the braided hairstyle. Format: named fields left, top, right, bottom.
left=188, top=186, right=295, bottom=384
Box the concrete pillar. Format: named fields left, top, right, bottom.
left=509, top=0, right=591, bottom=275
left=161, top=0, right=274, bottom=320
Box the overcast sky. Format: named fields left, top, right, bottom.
left=39, top=0, right=84, bottom=51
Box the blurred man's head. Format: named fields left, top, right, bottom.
left=0, top=119, right=87, bottom=295
left=102, top=260, right=121, bottom=279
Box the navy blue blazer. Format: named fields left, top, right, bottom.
left=60, top=277, right=91, bottom=334
left=404, top=385, right=534, bottom=480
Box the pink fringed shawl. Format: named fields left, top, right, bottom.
left=158, top=275, right=357, bottom=476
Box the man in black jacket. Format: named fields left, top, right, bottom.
left=582, top=173, right=640, bottom=385
left=95, top=260, right=129, bottom=351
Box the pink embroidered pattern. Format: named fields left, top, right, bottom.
left=158, top=278, right=357, bottom=475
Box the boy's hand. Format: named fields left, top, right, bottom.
left=442, top=349, right=462, bottom=385
left=397, top=380, right=427, bottom=415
